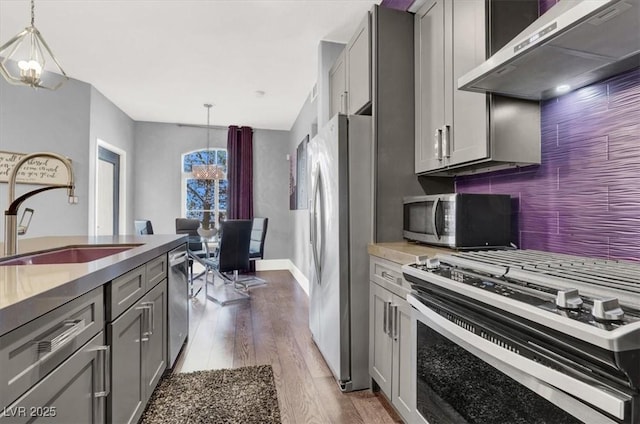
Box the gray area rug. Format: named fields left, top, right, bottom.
left=140, top=365, right=282, bottom=424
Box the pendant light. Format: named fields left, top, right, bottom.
left=0, top=0, right=68, bottom=90
left=193, top=103, right=225, bottom=180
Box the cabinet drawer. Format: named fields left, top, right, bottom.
left=371, top=257, right=403, bottom=287
left=146, top=254, right=167, bottom=289
left=0, top=287, right=104, bottom=409
left=107, top=265, right=146, bottom=321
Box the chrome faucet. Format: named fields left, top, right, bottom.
left=4, top=152, right=77, bottom=256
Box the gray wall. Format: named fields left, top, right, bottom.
left=253, top=129, right=291, bottom=260
left=288, top=92, right=318, bottom=276
left=133, top=122, right=291, bottom=260
left=88, top=87, right=136, bottom=235
left=0, top=77, right=92, bottom=241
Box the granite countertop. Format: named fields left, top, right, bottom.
left=368, top=241, right=453, bottom=265
left=0, top=234, right=186, bottom=336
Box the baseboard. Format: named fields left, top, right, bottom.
left=287, top=260, right=309, bottom=296
left=255, top=259, right=309, bottom=296
left=255, top=259, right=290, bottom=271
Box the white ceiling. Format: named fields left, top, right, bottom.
left=0, top=0, right=382, bottom=130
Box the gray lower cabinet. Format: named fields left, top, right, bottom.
left=0, top=331, right=108, bottom=424
left=0, top=286, right=107, bottom=424
left=108, top=279, right=167, bottom=424
left=369, top=257, right=414, bottom=422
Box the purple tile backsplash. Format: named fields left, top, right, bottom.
left=456, top=67, right=640, bottom=261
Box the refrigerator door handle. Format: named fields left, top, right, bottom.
left=311, top=168, right=322, bottom=284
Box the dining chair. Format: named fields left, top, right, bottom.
left=201, top=219, right=253, bottom=305
left=246, top=217, right=268, bottom=283
left=134, top=219, right=154, bottom=235
left=249, top=217, right=268, bottom=262
left=175, top=218, right=208, bottom=296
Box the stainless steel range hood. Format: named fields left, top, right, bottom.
left=458, top=0, right=640, bottom=100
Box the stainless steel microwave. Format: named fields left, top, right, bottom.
left=403, top=193, right=512, bottom=248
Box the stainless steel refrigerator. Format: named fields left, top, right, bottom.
left=308, top=114, right=372, bottom=392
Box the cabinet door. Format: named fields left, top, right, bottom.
left=448, top=0, right=488, bottom=166
left=347, top=13, right=371, bottom=114
left=392, top=297, right=414, bottom=420
left=415, top=0, right=447, bottom=173
left=0, top=332, right=107, bottom=424
left=369, top=282, right=393, bottom=396
left=142, top=280, right=167, bottom=403
left=108, top=303, right=145, bottom=424
left=329, top=50, right=347, bottom=118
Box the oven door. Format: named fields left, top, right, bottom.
left=409, top=294, right=632, bottom=424
left=403, top=195, right=455, bottom=247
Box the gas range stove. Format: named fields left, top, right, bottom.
left=403, top=249, right=640, bottom=351
left=403, top=249, right=640, bottom=423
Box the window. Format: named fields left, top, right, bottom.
left=181, top=149, right=227, bottom=228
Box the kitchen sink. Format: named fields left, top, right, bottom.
left=0, top=244, right=141, bottom=266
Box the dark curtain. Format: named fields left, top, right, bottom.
left=227, top=125, right=253, bottom=220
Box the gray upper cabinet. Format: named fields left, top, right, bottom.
left=346, top=13, right=372, bottom=115
left=415, top=0, right=541, bottom=176
left=415, top=0, right=447, bottom=173
left=329, top=50, right=346, bottom=118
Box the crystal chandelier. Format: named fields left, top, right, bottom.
left=193, top=103, right=226, bottom=180
left=0, top=0, right=68, bottom=90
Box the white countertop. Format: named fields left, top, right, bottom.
left=0, top=234, right=186, bottom=336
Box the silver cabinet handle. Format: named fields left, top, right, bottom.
left=381, top=271, right=396, bottom=284
left=93, top=345, right=110, bottom=398
left=141, top=301, right=155, bottom=335
left=443, top=125, right=451, bottom=158
left=388, top=303, right=394, bottom=338
left=92, top=344, right=110, bottom=424
left=135, top=305, right=151, bottom=341
left=36, top=319, right=85, bottom=354
left=392, top=305, right=399, bottom=341
left=434, top=128, right=443, bottom=160
left=341, top=91, right=349, bottom=114
left=383, top=301, right=388, bottom=336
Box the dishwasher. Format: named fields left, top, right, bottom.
left=168, top=244, right=189, bottom=368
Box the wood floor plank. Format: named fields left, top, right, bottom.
left=173, top=270, right=400, bottom=423
left=233, top=299, right=256, bottom=367
left=312, top=376, right=365, bottom=424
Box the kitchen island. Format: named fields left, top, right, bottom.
left=0, top=235, right=185, bottom=336
left=0, top=234, right=187, bottom=424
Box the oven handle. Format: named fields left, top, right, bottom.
left=408, top=295, right=628, bottom=422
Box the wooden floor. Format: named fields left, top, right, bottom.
left=173, top=270, right=402, bottom=424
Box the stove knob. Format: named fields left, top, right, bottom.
left=556, top=289, right=583, bottom=310
left=592, top=298, right=625, bottom=321
left=422, top=258, right=440, bottom=269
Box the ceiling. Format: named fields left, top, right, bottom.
left=0, top=0, right=382, bottom=130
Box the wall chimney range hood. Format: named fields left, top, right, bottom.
left=458, top=0, right=640, bottom=100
